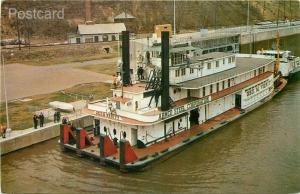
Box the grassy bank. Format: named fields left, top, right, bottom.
left=2, top=42, right=118, bottom=66
left=0, top=82, right=112, bottom=130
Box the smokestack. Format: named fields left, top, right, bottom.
left=122, top=31, right=131, bottom=86
left=85, top=0, right=91, bottom=22
left=161, top=31, right=170, bottom=111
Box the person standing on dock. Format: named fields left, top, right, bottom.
left=53, top=112, right=57, bottom=123
left=0, top=125, right=7, bottom=138
left=33, top=114, right=38, bottom=129
left=57, top=112, right=61, bottom=122
left=39, top=112, right=44, bottom=127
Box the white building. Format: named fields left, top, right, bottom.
left=68, top=23, right=126, bottom=44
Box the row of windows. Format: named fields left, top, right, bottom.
left=202, top=78, right=234, bottom=97
left=175, top=68, right=191, bottom=77
left=174, top=56, right=238, bottom=77
left=206, top=57, right=235, bottom=70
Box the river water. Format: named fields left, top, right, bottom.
left=1, top=35, right=300, bottom=193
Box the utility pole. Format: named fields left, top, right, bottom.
left=1, top=56, right=10, bottom=130
left=16, top=13, right=21, bottom=50
left=247, top=0, right=250, bottom=32
left=289, top=0, right=292, bottom=22
left=214, top=1, right=217, bottom=30
left=277, top=1, right=280, bottom=27
left=283, top=1, right=286, bottom=20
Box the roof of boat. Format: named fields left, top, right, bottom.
left=260, top=50, right=291, bottom=54
left=144, top=45, right=198, bottom=53
left=191, top=52, right=234, bottom=62
left=178, top=56, right=275, bottom=89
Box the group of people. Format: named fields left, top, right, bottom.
left=137, top=66, right=144, bottom=80
left=33, top=112, right=45, bottom=129
left=53, top=111, right=61, bottom=123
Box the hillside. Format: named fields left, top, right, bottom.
left=1, top=0, right=300, bottom=42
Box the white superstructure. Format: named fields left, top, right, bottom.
left=257, top=50, right=300, bottom=77
left=85, top=51, right=276, bottom=147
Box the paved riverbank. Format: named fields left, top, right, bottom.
left=1, top=58, right=117, bottom=102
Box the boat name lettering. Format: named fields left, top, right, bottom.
left=159, top=96, right=210, bottom=120
left=95, top=111, right=120, bottom=120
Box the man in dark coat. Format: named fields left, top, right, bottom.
left=57, top=112, right=61, bottom=122
left=53, top=112, right=57, bottom=123
left=33, top=114, right=38, bottom=129
left=39, top=112, right=44, bottom=127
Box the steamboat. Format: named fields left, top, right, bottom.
left=59, top=30, right=287, bottom=172
left=257, top=49, right=300, bottom=77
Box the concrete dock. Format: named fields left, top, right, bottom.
left=0, top=114, right=94, bottom=155
left=0, top=100, right=94, bottom=155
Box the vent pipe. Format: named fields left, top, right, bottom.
left=161, top=31, right=170, bottom=111
left=122, top=31, right=131, bottom=86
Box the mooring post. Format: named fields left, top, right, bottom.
left=59, top=124, right=64, bottom=145
left=99, top=133, right=106, bottom=165
left=119, top=139, right=126, bottom=172
left=75, top=128, right=83, bottom=157
left=59, top=124, right=66, bottom=151
left=76, top=128, right=81, bottom=149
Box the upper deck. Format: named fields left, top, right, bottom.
left=179, top=54, right=274, bottom=89
left=85, top=52, right=275, bottom=126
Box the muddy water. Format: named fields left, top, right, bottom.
left=1, top=35, right=300, bottom=193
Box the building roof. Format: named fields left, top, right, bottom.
left=77, top=23, right=126, bottom=35
left=114, top=12, right=136, bottom=19
left=178, top=55, right=275, bottom=89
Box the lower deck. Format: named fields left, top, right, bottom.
left=61, top=79, right=287, bottom=172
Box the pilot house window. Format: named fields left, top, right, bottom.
left=181, top=68, right=186, bottom=76
left=190, top=68, right=194, bottom=74
left=175, top=69, right=180, bottom=77
left=207, top=63, right=211, bottom=69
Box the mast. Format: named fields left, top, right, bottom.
left=275, top=31, right=280, bottom=76
left=173, top=0, right=176, bottom=35
left=275, top=1, right=280, bottom=76
left=1, top=56, right=10, bottom=129
left=247, top=0, right=250, bottom=32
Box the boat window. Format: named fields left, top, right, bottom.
left=181, top=68, right=186, bottom=76
left=210, top=84, right=213, bottom=94
left=223, top=58, right=225, bottom=65
left=202, top=87, right=206, bottom=97
left=228, top=79, right=231, bottom=87
left=216, top=83, right=219, bottom=92
left=190, top=68, right=194, bottom=74
left=222, top=81, right=225, bottom=90
left=175, top=69, right=180, bottom=77
left=216, top=61, right=219, bottom=68
left=207, top=63, right=211, bottom=69
left=228, top=57, right=232, bottom=63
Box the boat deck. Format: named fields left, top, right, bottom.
left=62, top=78, right=287, bottom=172
left=75, top=108, right=240, bottom=160
left=124, top=108, right=240, bottom=159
